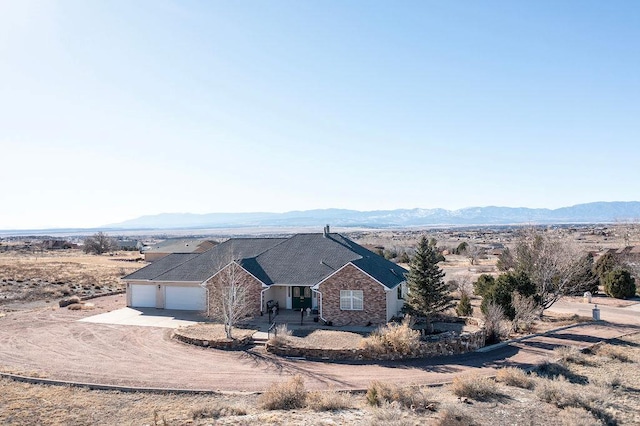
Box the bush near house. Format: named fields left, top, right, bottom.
left=603, top=268, right=636, bottom=299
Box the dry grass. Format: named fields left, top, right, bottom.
left=0, top=250, right=142, bottom=303
left=495, top=366, right=535, bottom=389
left=554, top=346, right=591, bottom=365
left=359, top=316, right=421, bottom=356
left=190, top=403, right=247, bottom=419
left=307, top=389, right=354, bottom=411
left=366, top=381, right=437, bottom=411
left=174, top=323, right=255, bottom=341
left=4, top=332, right=640, bottom=425
left=449, top=374, right=500, bottom=401
left=267, top=323, right=294, bottom=346
left=433, top=405, right=478, bottom=426
left=269, top=328, right=362, bottom=349
left=259, top=375, right=307, bottom=410
left=593, top=342, right=633, bottom=362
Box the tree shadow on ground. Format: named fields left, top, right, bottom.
left=532, top=361, right=589, bottom=385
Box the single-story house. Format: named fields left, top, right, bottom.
left=141, top=238, right=218, bottom=262
left=123, top=228, right=408, bottom=326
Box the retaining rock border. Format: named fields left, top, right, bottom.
left=266, top=328, right=486, bottom=361
left=172, top=331, right=253, bottom=350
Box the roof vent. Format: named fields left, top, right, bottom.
left=323, top=224, right=330, bottom=237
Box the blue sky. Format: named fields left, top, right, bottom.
left=1, top=1, right=638, bottom=229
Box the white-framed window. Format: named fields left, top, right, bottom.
left=340, top=290, right=363, bottom=311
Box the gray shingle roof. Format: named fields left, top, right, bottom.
left=123, top=253, right=201, bottom=280
left=143, top=239, right=217, bottom=254
left=125, top=233, right=407, bottom=289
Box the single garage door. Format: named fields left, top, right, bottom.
left=130, top=284, right=157, bottom=308
left=165, top=286, right=206, bottom=311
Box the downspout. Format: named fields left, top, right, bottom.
left=200, top=282, right=210, bottom=317
left=260, top=287, right=269, bottom=314
left=312, top=288, right=327, bottom=323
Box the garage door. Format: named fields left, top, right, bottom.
left=165, top=286, right=206, bottom=311
left=130, top=284, right=157, bottom=308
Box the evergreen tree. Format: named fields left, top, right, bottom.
left=403, top=236, right=453, bottom=327
left=456, top=293, right=473, bottom=317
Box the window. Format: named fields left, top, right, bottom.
left=340, top=290, right=363, bottom=310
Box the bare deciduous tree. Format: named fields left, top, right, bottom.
left=511, top=293, right=539, bottom=333
left=206, top=262, right=254, bottom=339
left=483, top=301, right=509, bottom=343
left=83, top=232, right=115, bottom=255
left=513, top=229, right=598, bottom=313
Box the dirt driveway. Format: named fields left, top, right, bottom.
left=0, top=295, right=638, bottom=392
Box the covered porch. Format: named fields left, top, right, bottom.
left=261, top=284, right=319, bottom=313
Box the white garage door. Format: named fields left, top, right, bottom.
left=165, top=286, right=206, bottom=311
left=130, top=284, right=156, bottom=308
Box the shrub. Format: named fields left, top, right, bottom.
left=259, top=375, right=307, bottom=410
left=456, top=293, right=473, bottom=317
left=268, top=324, right=293, bottom=346
left=558, top=407, right=600, bottom=426
left=369, top=405, right=414, bottom=426
left=594, top=343, right=632, bottom=362
left=67, top=303, right=83, bottom=311
left=534, top=377, right=600, bottom=410
left=554, top=346, right=589, bottom=365
left=365, top=381, right=436, bottom=411
left=511, top=293, right=539, bottom=333
left=603, top=268, right=636, bottom=299
left=191, top=404, right=246, bottom=419
left=449, top=374, right=499, bottom=401
left=359, top=316, right=421, bottom=357
left=495, top=367, right=534, bottom=389
left=480, top=272, right=537, bottom=320
left=473, top=274, right=495, bottom=296
left=483, top=301, right=509, bottom=344
left=434, top=405, right=476, bottom=426
left=306, top=390, right=353, bottom=411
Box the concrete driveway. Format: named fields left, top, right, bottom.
left=78, top=307, right=202, bottom=328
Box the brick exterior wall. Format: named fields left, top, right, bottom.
left=205, top=263, right=264, bottom=318
left=318, top=263, right=387, bottom=326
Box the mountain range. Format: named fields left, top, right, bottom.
left=107, top=201, right=640, bottom=230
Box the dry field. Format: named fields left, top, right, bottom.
left=0, top=250, right=144, bottom=306
left=2, top=332, right=639, bottom=425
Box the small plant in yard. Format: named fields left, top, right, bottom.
left=495, top=367, right=535, bottom=389
left=455, top=293, right=473, bottom=317
left=558, top=406, right=601, bottom=426
left=268, top=323, right=293, bottom=346
left=359, top=315, right=421, bottom=357
left=433, top=405, right=476, bottom=426
left=483, top=301, right=509, bottom=344
left=594, top=343, right=633, bottom=363
left=306, top=390, right=353, bottom=411
left=365, top=381, right=437, bottom=411
left=449, top=374, right=499, bottom=401
left=191, top=403, right=246, bottom=419
left=554, top=346, right=591, bottom=365
left=534, top=377, right=589, bottom=409
left=259, top=375, right=307, bottom=410
left=511, top=293, right=539, bottom=333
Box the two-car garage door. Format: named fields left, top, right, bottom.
left=129, top=284, right=206, bottom=311
left=164, top=286, right=206, bottom=311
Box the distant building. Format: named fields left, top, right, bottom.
left=142, top=239, right=218, bottom=262
left=115, top=240, right=143, bottom=251
left=41, top=240, right=77, bottom=250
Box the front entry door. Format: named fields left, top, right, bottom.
left=292, top=286, right=312, bottom=310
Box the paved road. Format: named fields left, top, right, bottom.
left=0, top=295, right=638, bottom=392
